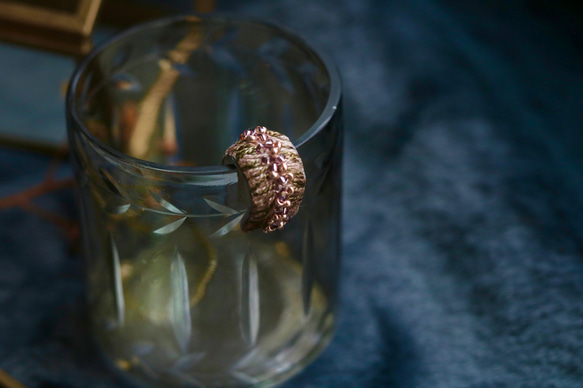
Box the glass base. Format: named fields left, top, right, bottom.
left=99, top=323, right=335, bottom=388
left=92, top=241, right=335, bottom=388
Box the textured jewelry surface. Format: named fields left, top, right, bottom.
left=223, top=126, right=306, bottom=233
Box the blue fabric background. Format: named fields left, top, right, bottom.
left=1, top=1, right=582, bottom=387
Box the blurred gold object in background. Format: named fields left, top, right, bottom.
left=127, top=23, right=202, bottom=159
left=0, top=0, right=102, bottom=57
left=0, top=368, right=26, bottom=388
left=0, top=0, right=216, bottom=153
left=0, top=0, right=216, bottom=58
left=193, top=0, right=215, bottom=13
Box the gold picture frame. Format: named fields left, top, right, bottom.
left=0, top=0, right=102, bottom=57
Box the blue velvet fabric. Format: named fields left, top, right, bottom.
left=1, top=1, right=582, bottom=387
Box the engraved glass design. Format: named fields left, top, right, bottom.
left=66, top=16, right=342, bottom=388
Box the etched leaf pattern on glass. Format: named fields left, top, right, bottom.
left=107, top=203, right=131, bottom=215
left=94, top=170, right=244, bottom=238
left=153, top=217, right=188, bottom=235
left=98, top=168, right=126, bottom=198
left=109, top=233, right=125, bottom=326
left=203, top=198, right=240, bottom=215
left=94, top=168, right=245, bottom=236
left=240, top=247, right=260, bottom=346
left=150, top=190, right=187, bottom=214
left=302, top=219, right=315, bottom=317
left=170, top=248, right=192, bottom=354
left=210, top=213, right=245, bottom=239
left=204, top=198, right=245, bottom=237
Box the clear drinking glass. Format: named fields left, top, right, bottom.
left=66, top=15, right=342, bottom=388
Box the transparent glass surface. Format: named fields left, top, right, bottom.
left=66, top=16, right=342, bottom=388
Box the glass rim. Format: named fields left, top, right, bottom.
left=66, top=14, right=342, bottom=176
